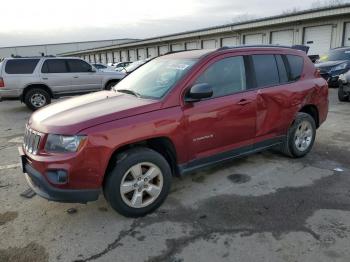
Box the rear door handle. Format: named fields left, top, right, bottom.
left=42, top=77, right=48, bottom=80
left=73, top=76, right=79, bottom=78
left=237, top=99, right=252, bottom=105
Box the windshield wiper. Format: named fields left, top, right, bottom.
left=116, top=89, right=141, bottom=98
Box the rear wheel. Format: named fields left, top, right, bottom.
left=280, top=112, right=316, bottom=158
left=104, top=147, right=172, bottom=217
left=105, top=81, right=119, bottom=90
left=338, top=82, right=349, bottom=102
left=24, top=88, right=51, bottom=111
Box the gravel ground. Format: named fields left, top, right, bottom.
left=0, top=89, right=350, bottom=262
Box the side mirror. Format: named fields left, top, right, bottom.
left=185, top=83, right=213, bottom=102
left=90, top=67, right=97, bottom=72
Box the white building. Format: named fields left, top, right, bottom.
left=0, top=38, right=137, bottom=59
left=61, top=4, right=350, bottom=63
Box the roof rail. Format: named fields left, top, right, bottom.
left=10, top=55, right=56, bottom=58
left=217, top=44, right=310, bottom=54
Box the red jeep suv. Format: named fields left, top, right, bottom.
left=19, top=46, right=328, bottom=217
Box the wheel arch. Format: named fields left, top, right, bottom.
left=21, top=84, right=53, bottom=102
left=103, top=136, right=179, bottom=188
left=299, top=104, right=319, bottom=128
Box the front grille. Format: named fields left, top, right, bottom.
left=23, top=126, right=42, bottom=155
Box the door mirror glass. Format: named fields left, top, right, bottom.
left=185, top=83, right=213, bottom=102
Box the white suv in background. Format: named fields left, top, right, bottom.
left=0, top=57, right=125, bottom=110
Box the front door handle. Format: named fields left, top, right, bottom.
left=73, top=76, right=79, bottom=78
left=237, top=99, right=251, bottom=105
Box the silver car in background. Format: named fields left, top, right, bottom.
left=0, top=57, right=125, bottom=110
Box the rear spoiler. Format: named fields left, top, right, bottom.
left=291, top=45, right=309, bottom=54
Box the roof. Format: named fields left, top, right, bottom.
left=161, top=49, right=215, bottom=59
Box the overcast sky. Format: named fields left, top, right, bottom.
left=0, top=0, right=347, bottom=47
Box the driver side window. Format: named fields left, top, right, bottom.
left=195, top=56, right=246, bottom=98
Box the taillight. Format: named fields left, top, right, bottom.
left=0, top=77, right=4, bottom=88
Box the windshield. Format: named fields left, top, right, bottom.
left=320, top=49, right=350, bottom=62
left=124, top=60, right=146, bottom=72
left=116, top=58, right=197, bottom=99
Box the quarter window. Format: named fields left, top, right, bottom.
left=195, top=56, right=246, bottom=98
left=252, top=55, right=279, bottom=88
left=286, top=55, right=303, bottom=81
left=41, top=59, right=68, bottom=73
left=5, top=59, right=39, bottom=74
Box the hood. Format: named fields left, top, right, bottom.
left=315, top=60, right=347, bottom=69
left=29, top=91, right=161, bottom=134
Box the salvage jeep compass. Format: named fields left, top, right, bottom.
left=19, top=47, right=328, bottom=217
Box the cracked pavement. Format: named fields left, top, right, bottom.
left=1, top=89, right=350, bottom=262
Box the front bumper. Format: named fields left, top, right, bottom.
left=19, top=147, right=101, bottom=203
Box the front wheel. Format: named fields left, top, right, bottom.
left=104, top=148, right=172, bottom=217
left=280, top=112, right=316, bottom=158
left=24, top=88, right=51, bottom=111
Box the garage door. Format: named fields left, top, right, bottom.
left=129, top=49, right=137, bottom=61
left=271, top=30, right=294, bottom=46
left=138, top=48, right=147, bottom=60
left=121, top=50, right=128, bottom=61
left=171, top=44, right=183, bottom=51
left=94, top=54, right=100, bottom=63
left=202, top=39, right=217, bottom=49
left=101, top=53, right=107, bottom=64
left=159, top=45, right=169, bottom=55
left=113, top=51, right=120, bottom=62
left=244, top=34, right=263, bottom=45
left=147, top=47, right=157, bottom=57
left=221, top=37, right=238, bottom=47
left=107, top=52, right=113, bottom=63
left=186, top=42, right=198, bottom=50
left=303, top=25, right=332, bottom=56
left=343, top=22, right=350, bottom=46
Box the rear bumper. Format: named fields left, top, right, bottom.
left=0, top=89, right=22, bottom=99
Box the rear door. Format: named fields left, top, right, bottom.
left=252, top=53, right=304, bottom=143
left=183, top=55, right=257, bottom=161
left=67, top=59, right=102, bottom=92
left=40, top=59, right=73, bottom=93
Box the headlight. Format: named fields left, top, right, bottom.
left=330, top=63, right=348, bottom=72
left=45, top=134, right=86, bottom=153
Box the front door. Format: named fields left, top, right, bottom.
left=183, top=55, right=256, bottom=161
left=66, top=59, right=102, bottom=92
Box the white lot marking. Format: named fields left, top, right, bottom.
left=9, top=136, right=23, bottom=144
left=0, top=163, right=21, bottom=170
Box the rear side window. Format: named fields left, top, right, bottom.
left=5, top=59, right=39, bottom=74
left=286, top=55, right=304, bottom=81
left=275, top=55, right=289, bottom=84
left=195, top=56, right=246, bottom=98
left=41, top=59, right=68, bottom=73
left=252, top=55, right=279, bottom=87
left=67, top=59, right=92, bottom=72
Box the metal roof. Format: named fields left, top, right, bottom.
left=60, top=3, right=350, bottom=56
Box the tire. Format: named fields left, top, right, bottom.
left=279, top=112, right=316, bottom=158
left=104, top=147, right=172, bottom=217
left=338, top=82, right=349, bottom=102
left=105, top=81, right=119, bottom=90
left=24, top=88, right=51, bottom=111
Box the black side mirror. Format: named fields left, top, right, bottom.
left=185, top=83, right=213, bottom=102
